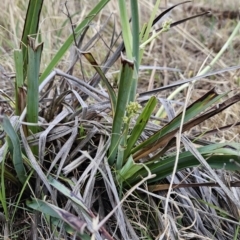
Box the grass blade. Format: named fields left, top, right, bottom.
left=0, top=144, right=9, bottom=222
left=21, top=0, right=43, bottom=79
left=0, top=116, right=26, bottom=184
left=125, top=144, right=240, bottom=185
left=123, top=96, right=157, bottom=160
left=132, top=88, right=228, bottom=158
left=108, top=55, right=134, bottom=165
left=118, top=0, right=132, bottom=59
left=129, top=0, right=139, bottom=102
left=48, top=176, right=89, bottom=213
left=27, top=199, right=91, bottom=239
left=82, top=52, right=116, bottom=114
left=27, top=37, right=43, bottom=136
left=117, top=155, right=143, bottom=184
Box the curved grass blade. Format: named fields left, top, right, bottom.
left=155, top=11, right=210, bottom=33
left=138, top=92, right=240, bottom=161
left=150, top=91, right=240, bottom=160
left=82, top=52, right=116, bottom=114
left=0, top=116, right=26, bottom=184
left=27, top=199, right=90, bottom=239
left=48, top=176, right=89, bottom=213
left=141, top=0, right=192, bottom=42
left=152, top=1, right=191, bottom=26
left=39, top=0, right=110, bottom=83
left=47, top=176, right=114, bottom=240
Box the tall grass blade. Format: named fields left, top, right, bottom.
left=21, top=0, right=43, bottom=79
left=129, top=0, right=139, bottom=102
left=108, top=55, right=134, bottom=165
left=118, top=0, right=132, bottom=59
left=26, top=37, right=43, bottom=139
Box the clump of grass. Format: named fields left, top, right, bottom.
left=1, top=0, right=240, bottom=239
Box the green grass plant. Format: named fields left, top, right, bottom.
left=1, top=0, right=240, bottom=239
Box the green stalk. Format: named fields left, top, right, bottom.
left=14, top=50, right=24, bottom=88
left=118, top=0, right=132, bottom=59
left=27, top=37, right=43, bottom=138
left=139, top=0, right=161, bottom=61
left=108, top=56, right=134, bottom=165
left=129, top=0, right=140, bottom=102
left=21, top=0, right=43, bottom=79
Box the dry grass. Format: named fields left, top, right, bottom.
left=1, top=0, right=240, bottom=239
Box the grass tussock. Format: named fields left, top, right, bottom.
left=0, top=0, right=240, bottom=239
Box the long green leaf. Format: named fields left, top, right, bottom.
left=124, top=143, right=240, bottom=185
left=39, top=0, right=110, bottom=83
left=135, top=90, right=240, bottom=161
left=0, top=117, right=26, bottom=184
left=21, top=0, right=43, bottom=79
left=27, top=37, right=43, bottom=136
left=108, top=56, right=134, bottom=165
left=118, top=0, right=132, bottom=59
left=131, top=89, right=228, bottom=155
left=129, top=0, right=139, bottom=102
left=123, top=96, right=157, bottom=160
